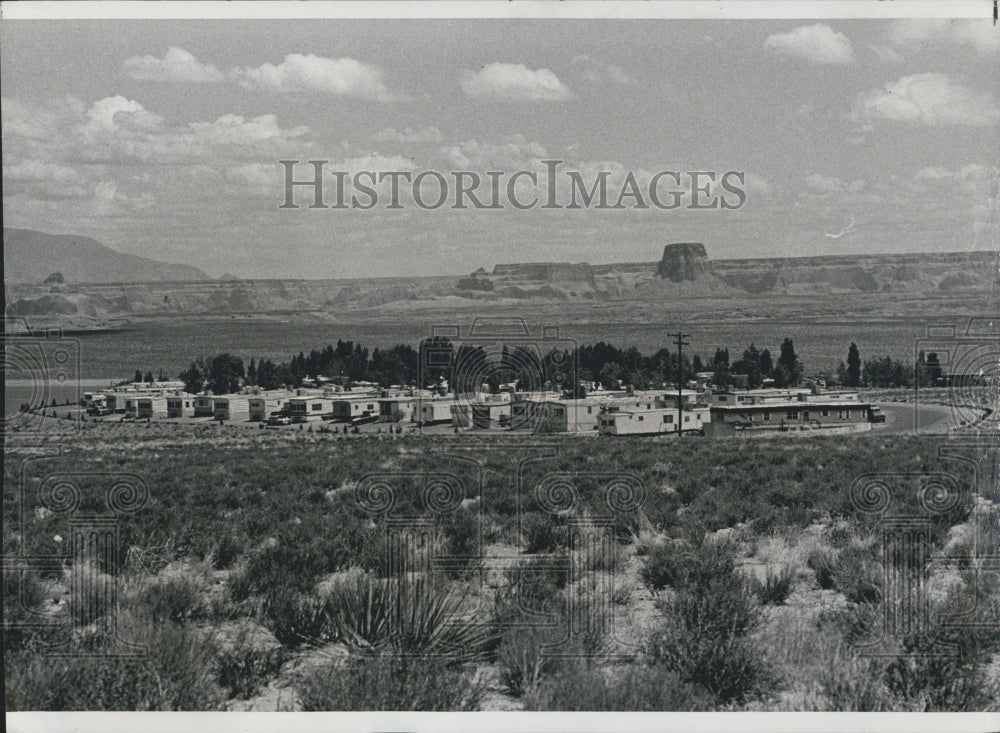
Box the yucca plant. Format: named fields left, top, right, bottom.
left=326, top=574, right=494, bottom=660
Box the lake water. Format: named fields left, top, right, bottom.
left=27, top=316, right=931, bottom=380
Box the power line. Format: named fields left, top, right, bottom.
left=672, top=332, right=690, bottom=436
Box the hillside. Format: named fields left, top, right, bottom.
left=3, top=228, right=210, bottom=284
left=4, top=240, right=995, bottom=331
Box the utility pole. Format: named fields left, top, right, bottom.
left=672, top=332, right=690, bottom=436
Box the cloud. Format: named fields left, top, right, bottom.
left=571, top=55, right=633, bottom=84
left=234, top=54, right=399, bottom=100
left=123, top=47, right=225, bottom=83
left=460, top=63, right=574, bottom=101
left=372, top=126, right=443, bottom=144
left=853, top=73, right=1000, bottom=127
left=887, top=20, right=1000, bottom=57
left=764, top=24, right=855, bottom=65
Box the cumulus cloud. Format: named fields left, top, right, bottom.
left=234, top=54, right=399, bottom=100
left=853, top=73, right=1000, bottom=127
left=460, top=63, right=574, bottom=101
left=887, top=20, right=1000, bottom=57
left=123, top=47, right=225, bottom=83
left=372, top=126, right=443, bottom=144
left=571, top=55, right=633, bottom=84
left=764, top=24, right=855, bottom=65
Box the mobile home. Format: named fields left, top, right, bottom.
left=598, top=407, right=709, bottom=436
left=214, top=396, right=251, bottom=422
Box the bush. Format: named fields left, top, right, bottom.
left=807, top=549, right=837, bottom=590
left=884, top=625, right=998, bottom=711
left=214, top=626, right=285, bottom=700
left=831, top=546, right=882, bottom=605
left=640, top=538, right=736, bottom=592
left=818, top=655, right=896, bottom=711
left=261, top=587, right=330, bottom=647
left=522, top=513, right=568, bottom=554
left=497, top=626, right=563, bottom=697
left=524, top=662, right=714, bottom=710
left=298, top=653, right=484, bottom=710
left=646, top=553, right=771, bottom=704
left=139, top=574, right=206, bottom=623
left=5, top=620, right=226, bottom=710
left=752, top=565, right=795, bottom=606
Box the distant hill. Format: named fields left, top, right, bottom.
left=3, top=228, right=211, bottom=284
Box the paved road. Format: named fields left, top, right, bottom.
left=872, top=401, right=961, bottom=435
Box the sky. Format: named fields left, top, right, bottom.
left=2, top=17, right=998, bottom=278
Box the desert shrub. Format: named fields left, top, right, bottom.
left=816, top=603, right=880, bottom=649
left=210, top=531, right=245, bottom=570
left=524, top=662, right=714, bottom=710
left=139, top=574, right=206, bottom=623
left=439, top=508, right=482, bottom=578
left=326, top=575, right=493, bottom=658
left=752, top=565, right=795, bottom=606
left=832, top=545, right=882, bottom=605
left=4, top=620, right=225, bottom=710
left=883, top=624, right=998, bottom=711
left=297, top=653, right=484, bottom=711
left=639, top=541, right=690, bottom=591
left=646, top=555, right=771, bottom=704
left=214, top=626, right=286, bottom=700
left=818, top=654, right=896, bottom=711
left=260, top=587, right=330, bottom=647
left=640, top=538, right=736, bottom=592
left=491, top=557, right=565, bottom=633
left=807, top=549, right=837, bottom=590
left=522, top=512, right=568, bottom=553
left=67, top=561, right=116, bottom=628
left=497, top=626, right=562, bottom=696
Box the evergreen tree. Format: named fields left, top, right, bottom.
left=777, top=338, right=803, bottom=386
left=846, top=342, right=862, bottom=388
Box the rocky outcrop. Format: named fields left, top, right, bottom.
left=491, top=262, right=594, bottom=284
left=656, top=243, right=709, bottom=282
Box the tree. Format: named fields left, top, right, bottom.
left=247, top=358, right=257, bottom=386
left=599, top=362, right=622, bottom=390
left=846, top=343, right=862, bottom=388
left=208, top=353, right=245, bottom=394
left=692, top=354, right=704, bottom=374
left=925, top=352, right=943, bottom=385
left=180, top=361, right=204, bottom=394
left=133, top=370, right=143, bottom=384
left=835, top=361, right=848, bottom=387
left=144, top=370, right=155, bottom=384
left=733, top=343, right=763, bottom=389
left=712, top=361, right=732, bottom=390
left=777, top=339, right=803, bottom=386
left=759, top=349, right=773, bottom=379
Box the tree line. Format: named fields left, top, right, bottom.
left=172, top=337, right=811, bottom=396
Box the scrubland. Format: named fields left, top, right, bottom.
left=4, top=428, right=998, bottom=710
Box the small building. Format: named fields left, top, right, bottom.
left=534, top=399, right=607, bottom=433
left=193, top=396, right=215, bottom=418
left=598, top=407, right=709, bottom=436
left=418, top=398, right=454, bottom=425
left=166, top=394, right=195, bottom=418
left=288, top=396, right=333, bottom=422
left=705, top=400, right=871, bottom=437
left=378, top=396, right=418, bottom=423
left=136, top=396, right=169, bottom=419
left=122, top=396, right=139, bottom=419
left=248, top=392, right=293, bottom=422
left=330, top=396, right=380, bottom=422
left=214, top=396, right=251, bottom=422
left=104, top=392, right=124, bottom=414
